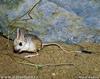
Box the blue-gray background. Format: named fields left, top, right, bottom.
left=0, top=0, right=100, bottom=44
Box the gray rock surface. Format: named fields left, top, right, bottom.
left=0, top=0, right=100, bottom=44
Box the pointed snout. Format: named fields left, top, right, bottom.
left=13, top=46, right=21, bottom=54
left=13, top=49, right=20, bottom=53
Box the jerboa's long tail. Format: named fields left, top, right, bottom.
left=42, top=43, right=70, bottom=53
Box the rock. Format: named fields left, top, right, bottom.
left=0, top=0, right=100, bottom=43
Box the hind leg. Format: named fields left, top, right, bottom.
left=24, top=51, right=39, bottom=58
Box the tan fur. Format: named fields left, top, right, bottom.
left=31, top=35, right=42, bottom=51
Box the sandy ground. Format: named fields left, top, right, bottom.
left=0, top=36, right=100, bottom=79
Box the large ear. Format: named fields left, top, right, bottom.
left=17, top=28, right=20, bottom=39
left=16, top=28, right=25, bottom=39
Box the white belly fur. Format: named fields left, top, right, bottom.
left=28, top=41, right=36, bottom=52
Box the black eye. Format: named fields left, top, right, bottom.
left=19, top=42, right=22, bottom=46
